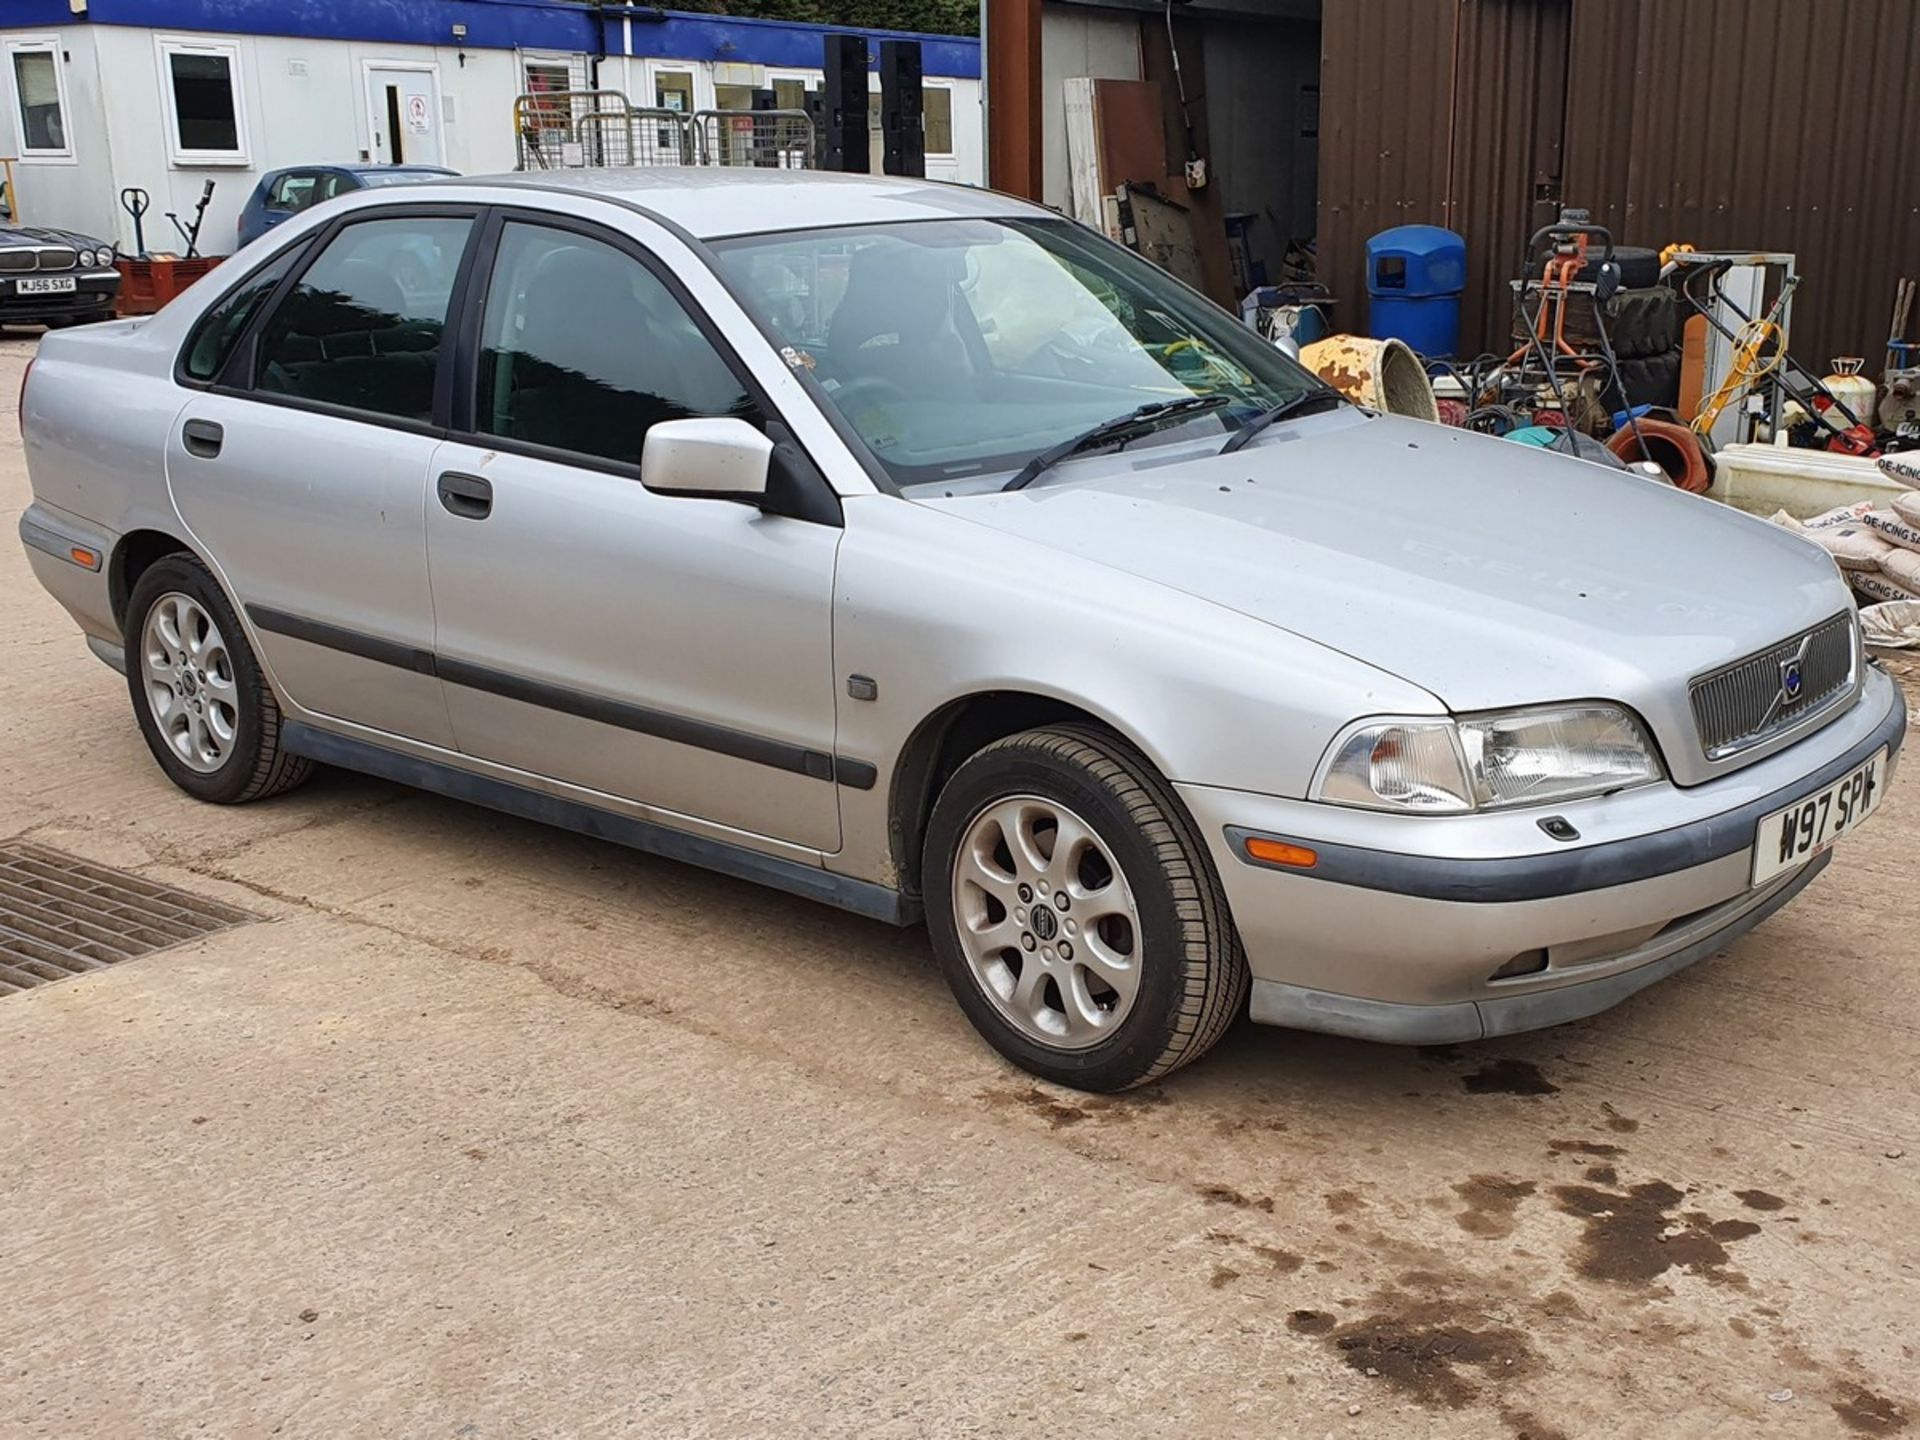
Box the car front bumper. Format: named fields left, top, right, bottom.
left=0, top=269, right=121, bottom=324
left=1179, top=664, right=1907, bottom=1044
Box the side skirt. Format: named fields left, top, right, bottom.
left=281, top=722, right=920, bottom=927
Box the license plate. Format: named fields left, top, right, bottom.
left=1751, top=748, right=1886, bottom=886
left=16, top=276, right=76, bottom=295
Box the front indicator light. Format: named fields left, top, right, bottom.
left=1243, top=837, right=1318, bottom=869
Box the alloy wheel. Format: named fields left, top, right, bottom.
left=140, top=592, right=239, bottom=775
left=950, top=794, right=1143, bottom=1050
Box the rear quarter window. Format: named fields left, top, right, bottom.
left=179, top=240, right=309, bottom=384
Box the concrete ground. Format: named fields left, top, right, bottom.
left=1, top=333, right=1917, bottom=1440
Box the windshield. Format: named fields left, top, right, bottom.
left=708, top=217, right=1330, bottom=489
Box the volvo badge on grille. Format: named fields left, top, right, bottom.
left=1778, top=636, right=1812, bottom=708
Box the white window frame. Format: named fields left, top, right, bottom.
left=765, top=69, right=822, bottom=109
left=5, top=36, right=75, bottom=164
left=922, top=80, right=956, bottom=159
left=154, top=35, right=251, bottom=167
left=642, top=60, right=707, bottom=116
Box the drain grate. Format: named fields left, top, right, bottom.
left=0, top=841, right=256, bottom=997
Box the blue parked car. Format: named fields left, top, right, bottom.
left=237, top=165, right=457, bottom=249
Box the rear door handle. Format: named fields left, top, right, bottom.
left=182, top=418, right=223, bottom=459
left=436, top=471, right=493, bottom=520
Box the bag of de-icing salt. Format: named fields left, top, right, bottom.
left=1861, top=508, right=1920, bottom=552
left=1860, top=599, right=1920, bottom=649
left=1800, top=500, right=1880, bottom=530
left=1892, top=490, right=1920, bottom=529
left=1854, top=570, right=1920, bottom=604
left=1809, top=524, right=1894, bottom=570
left=1881, top=546, right=1920, bottom=592
left=1878, top=452, right=1920, bottom=487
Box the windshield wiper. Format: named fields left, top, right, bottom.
left=1217, top=387, right=1346, bottom=456
left=1001, top=395, right=1232, bottom=492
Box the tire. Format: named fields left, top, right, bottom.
left=1604, top=287, right=1681, bottom=360
left=922, top=725, right=1248, bottom=1092
left=1569, top=244, right=1661, bottom=290
left=123, top=553, right=315, bottom=804
left=1602, top=347, right=1682, bottom=413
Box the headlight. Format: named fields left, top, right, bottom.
left=1314, top=704, right=1661, bottom=813
left=78, top=249, right=97, bottom=268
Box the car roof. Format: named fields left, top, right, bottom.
left=344, top=164, right=458, bottom=178
left=423, top=168, right=1046, bottom=240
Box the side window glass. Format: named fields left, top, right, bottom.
left=181, top=239, right=308, bottom=384
left=475, top=222, right=755, bottom=465
left=318, top=173, right=354, bottom=202
left=268, top=173, right=316, bottom=211
left=253, top=216, right=472, bottom=423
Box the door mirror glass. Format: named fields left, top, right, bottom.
left=641, top=418, right=772, bottom=500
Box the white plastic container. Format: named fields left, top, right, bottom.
left=1710, top=441, right=1906, bottom=518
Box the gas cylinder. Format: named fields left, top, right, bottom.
left=1824, top=357, right=1879, bottom=430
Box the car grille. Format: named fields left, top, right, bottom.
left=0, top=247, right=77, bottom=272
left=1690, top=612, right=1856, bottom=761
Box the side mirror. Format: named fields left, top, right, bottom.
left=640, top=417, right=773, bottom=501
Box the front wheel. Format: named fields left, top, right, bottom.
left=923, top=726, right=1248, bottom=1092
left=123, top=553, right=314, bottom=804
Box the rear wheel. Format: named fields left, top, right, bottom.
left=923, top=726, right=1248, bottom=1091
left=123, top=553, right=314, bottom=804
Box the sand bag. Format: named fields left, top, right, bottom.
left=1853, top=571, right=1920, bottom=604
left=1801, top=500, right=1880, bottom=530
left=1861, top=509, right=1920, bottom=552
left=1808, top=524, right=1894, bottom=571
left=1892, top=490, right=1920, bottom=529
left=1878, top=452, right=1920, bottom=487
left=1881, top=546, right=1920, bottom=592
left=1859, top=599, right=1920, bottom=649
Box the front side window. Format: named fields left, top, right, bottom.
left=9, top=44, right=68, bottom=157
left=253, top=216, right=472, bottom=422
left=710, top=217, right=1326, bottom=488
left=475, top=222, right=754, bottom=466
left=181, top=239, right=308, bottom=384
left=159, top=40, right=245, bottom=161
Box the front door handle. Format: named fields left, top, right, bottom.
left=182, top=418, right=223, bottom=458
left=437, top=471, right=493, bottom=520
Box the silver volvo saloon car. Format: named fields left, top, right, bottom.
left=19, top=171, right=1904, bottom=1091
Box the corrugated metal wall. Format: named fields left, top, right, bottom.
left=1321, top=0, right=1920, bottom=367
left=1563, top=0, right=1920, bottom=370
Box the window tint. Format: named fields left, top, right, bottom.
left=182, top=241, right=308, bottom=384
left=268, top=173, right=319, bottom=212
left=254, top=216, right=472, bottom=422
left=475, top=222, right=754, bottom=465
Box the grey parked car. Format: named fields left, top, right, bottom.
left=18, top=171, right=1905, bottom=1091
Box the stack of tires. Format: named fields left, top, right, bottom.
left=1516, top=245, right=1682, bottom=411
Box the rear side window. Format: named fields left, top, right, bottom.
left=474, top=221, right=754, bottom=465
left=267, top=173, right=319, bottom=212
left=253, top=215, right=472, bottom=423
left=180, top=240, right=308, bottom=384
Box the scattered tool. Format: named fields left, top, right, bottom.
left=165, top=180, right=214, bottom=260
left=1888, top=278, right=1916, bottom=374
left=120, top=187, right=151, bottom=259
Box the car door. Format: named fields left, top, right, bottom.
left=168, top=206, right=480, bottom=749
left=425, top=211, right=843, bottom=853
